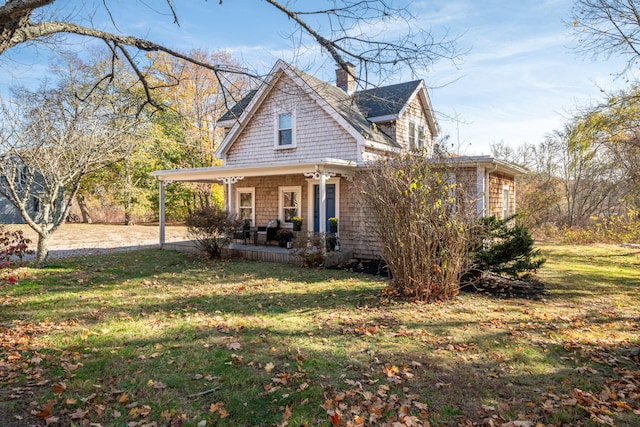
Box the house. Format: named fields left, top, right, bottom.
left=0, top=160, right=43, bottom=224
left=151, top=60, right=526, bottom=259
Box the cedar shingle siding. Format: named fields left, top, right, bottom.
left=225, top=76, right=359, bottom=167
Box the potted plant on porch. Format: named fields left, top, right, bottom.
left=328, top=217, right=338, bottom=233
left=275, top=229, right=295, bottom=248
left=292, top=216, right=303, bottom=231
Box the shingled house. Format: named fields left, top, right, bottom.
left=152, top=60, right=525, bottom=259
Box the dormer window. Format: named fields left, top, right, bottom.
left=275, top=112, right=295, bottom=148
left=408, top=122, right=416, bottom=149
left=408, top=121, right=426, bottom=150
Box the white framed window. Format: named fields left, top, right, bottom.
left=417, top=126, right=426, bottom=150
left=408, top=121, right=426, bottom=150
left=408, top=122, right=416, bottom=149
left=278, top=186, right=301, bottom=227
left=236, top=187, right=255, bottom=226
left=275, top=111, right=295, bottom=148
left=502, top=185, right=510, bottom=219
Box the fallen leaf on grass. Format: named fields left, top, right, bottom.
left=227, top=341, right=242, bottom=350
left=329, top=411, right=341, bottom=426
left=32, top=400, right=54, bottom=419
left=147, top=379, right=166, bottom=389
left=280, top=404, right=292, bottom=427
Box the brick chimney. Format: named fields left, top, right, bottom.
left=336, top=62, right=355, bottom=94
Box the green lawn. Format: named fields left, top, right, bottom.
left=0, top=243, right=638, bottom=426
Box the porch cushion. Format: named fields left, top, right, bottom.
left=266, top=219, right=278, bottom=228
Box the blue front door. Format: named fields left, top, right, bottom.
left=313, top=184, right=335, bottom=232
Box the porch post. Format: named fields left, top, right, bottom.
left=159, top=180, right=166, bottom=246
left=319, top=173, right=326, bottom=233
left=304, top=169, right=336, bottom=233
left=216, top=176, right=245, bottom=213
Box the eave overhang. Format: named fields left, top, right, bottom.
left=150, top=158, right=359, bottom=183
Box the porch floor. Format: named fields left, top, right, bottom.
left=162, top=240, right=352, bottom=266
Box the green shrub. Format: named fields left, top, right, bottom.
left=185, top=206, right=239, bottom=259
left=471, top=215, right=545, bottom=280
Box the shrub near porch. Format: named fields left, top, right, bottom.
left=0, top=244, right=638, bottom=426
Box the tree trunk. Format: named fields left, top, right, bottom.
left=34, top=232, right=50, bottom=267
left=76, top=195, right=93, bottom=223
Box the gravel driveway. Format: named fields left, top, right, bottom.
left=5, top=223, right=190, bottom=260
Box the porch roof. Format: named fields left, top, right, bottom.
left=445, top=155, right=528, bottom=176
left=150, top=158, right=359, bottom=183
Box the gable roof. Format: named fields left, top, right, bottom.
left=216, top=60, right=438, bottom=157
left=287, top=65, right=397, bottom=147
left=354, top=80, right=422, bottom=119
left=218, top=89, right=258, bottom=123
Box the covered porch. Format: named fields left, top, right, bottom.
left=150, top=159, right=359, bottom=257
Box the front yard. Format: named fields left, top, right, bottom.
left=0, top=243, right=638, bottom=426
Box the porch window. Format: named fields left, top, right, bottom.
left=276, top=112, right=293, bottom=147
left=502, top=185, right=510, bottom=219
left=279, top=186, right=301, bottom=226
left=236, top=187, right=255, bottom=225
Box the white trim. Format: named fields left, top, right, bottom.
left=502, top=184, right=510, bottom=219
left=151, top=159, right=358, bottom=182
left=305, top=177, right=341, bottom=233
left=274, top=110, right=296, bottom=149
left=398, top=81, right=439, bottom=138
left=368, top=113, right=398, bottom=123
left=278, top=185, right=302, bottom=228
left=236, top=187, right=255, bottom=226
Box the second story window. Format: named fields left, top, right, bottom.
left=278, top=113, right=293, bottom=147
left=408, top=122, right=416, bottom=149
left=408, top=121, right=426, bottom=150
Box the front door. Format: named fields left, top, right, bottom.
left=313, top=184, right=335, bottom=232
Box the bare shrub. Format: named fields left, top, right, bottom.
left=353, top=152, right=479, bottom=302
left=291, top=232, right=326, bottom=268
left=185, top=206, right=239, bottom=259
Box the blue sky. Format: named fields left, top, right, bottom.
left=0, top=0, right=631, bottom=155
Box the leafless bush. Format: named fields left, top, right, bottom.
left=185, top=206, right=239, bottom=259
left=291, top=232, right=326, bottom=268
left=354, top=152, right=479, bottom=302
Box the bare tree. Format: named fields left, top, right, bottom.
left=0, top=1, right=457, bottom=107
left=571, top=0, right=640, bottom=72
left=0, top=84, right=137, bottom=265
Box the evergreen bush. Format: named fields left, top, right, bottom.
left=471, top=215, right=545, bottom=280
